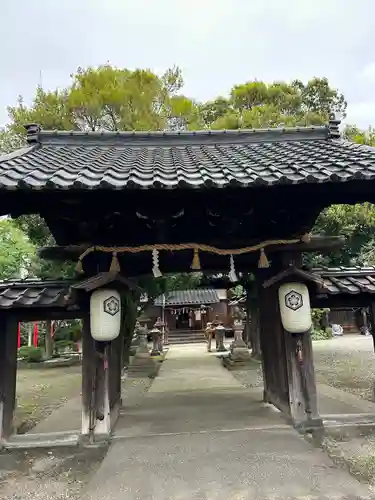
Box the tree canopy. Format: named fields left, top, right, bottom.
left=0, top=64, right=373, bottom=283
left=0, top=219, right=36, bottom=279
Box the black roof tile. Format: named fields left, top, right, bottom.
left=0, top=279, right=72, bottom=309
left=312, top=266, right=375, bottom=295
left=1, top=126, right=375, bottom=190
left=230, top=267, right=375, bottom=304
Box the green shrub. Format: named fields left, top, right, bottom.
left=311, top=327, right=333, bottom=341
left=18, top=346, right=43, bottom=363
left=54, top=321, right=82, bottom=342
left=54, top=340, right=77, bottom=353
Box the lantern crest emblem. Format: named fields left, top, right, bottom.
left=103, top=296, right=120, bottom=316
left=284, top=290, right=303, bottom=311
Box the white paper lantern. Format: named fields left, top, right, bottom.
left=90, top=289, right=121, bottom=341
left=278, top=282, right=312, bottom=334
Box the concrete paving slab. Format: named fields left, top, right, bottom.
left=148, top=344, right=242, bottom=393
left=116, top=388, right=286, bottom=438
left=82, top=344, right=372, bottom=499
left=83, top=428, right=370, bottom=500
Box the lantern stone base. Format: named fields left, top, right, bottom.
left=223, top=348, right=252, bottom=370
left=223, top=331, right=252, bottom=369
left=216, top=345, right=227, bottom=353
left=135, top=344, right=150, bottom=358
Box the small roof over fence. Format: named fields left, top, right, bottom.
left=0, top=279, right=72, bottom=309
left=229, top=267, right=375, bottom=306
left=0, top=267, right=374, bottom=312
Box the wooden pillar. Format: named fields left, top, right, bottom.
left=257, top=266, right=322, bottom=432
left=0, top=314, right=18, bottom=443
left=369, top=302, right=375, bottom=352
left=81, top=313, right=95, bottom=438
left=284, top=331, right=321, bottom=430
left=249, top=301, right=261, bottom=359
left=93, top=342, right=111, bottom=437
left=82, top=313, right=123, bottom=441
left=258, top=276, right=290, bottom=413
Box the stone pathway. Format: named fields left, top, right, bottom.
left=82, top=344, right=372, bottom=500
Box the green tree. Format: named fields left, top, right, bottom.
left=292, top=77, right=347, bottom=117
left=199, top=97, right=231, bottom=127
left=306, top=203, right=375, bottom=267
left=7, top=65, right=200, bottom=139
left=343, top=125, right=375, bottom=145
left=13, top=214, right=76, bottom=279
left=0, top=219, right=36, bottom=279
left=210, top=77, right=345, bottom=129
left=4, top=65, right=200, bottom=278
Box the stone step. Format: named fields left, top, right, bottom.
left=167, top=336, right=206, bottom=345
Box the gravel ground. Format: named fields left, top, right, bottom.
left=15, top=366, right=82, bottom=433
left=230, top=335, right=375, bottom=403
left=313, top=335, right=375, bottom=401
left=229, top=335, right=375, bottom=487
left=323, top=434, right=375, bottom=488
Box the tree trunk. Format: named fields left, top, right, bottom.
left=45, top=319, right=53, bottom=359
left=250, top=304, right=261, bottom=360
left=121, top=292, right=138, bottom=369
left=244, top=292, right=252, bottom=348
left=28, top=323, right=33, bottom=347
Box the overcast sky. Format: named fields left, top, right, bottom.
left=2, top=0, right=375, bottom=129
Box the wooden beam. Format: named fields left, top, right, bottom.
left=311, top=296, right=374, bottom=309
left=3, top=308, right=85, bottom=322
left=0, top=315, right=19, bottom=443
left=38, top=235, right=345, bottom=263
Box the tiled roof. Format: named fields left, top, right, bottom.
left=313, top=266, right=375, bottom=295
left=154, top=289, right=220, bottom=306
left=1, top=124, right=375, bottom=190
left=230, top=267, right=375, bottom=303
left=0, top=279, right=71, bottom=309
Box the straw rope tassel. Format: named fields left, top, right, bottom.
left=258, top=248, right=270, bottom=268
left=191, top=248, right=201, bottom=270
left=109, top=251, right=121, bottom=273
left=300, top=232, right=312, bottom=244
left=152, top=249, right=162, bottom=278
left=75, top=259, right=84, bottom=274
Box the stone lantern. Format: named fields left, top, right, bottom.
left=215, top=324, right=227, bottom=353
left=150, top=327, right=161, bottom=356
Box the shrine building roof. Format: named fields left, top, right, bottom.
left=154, top=288, right=220, bottom=306
left=1, top=121, right=375, bottom=191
